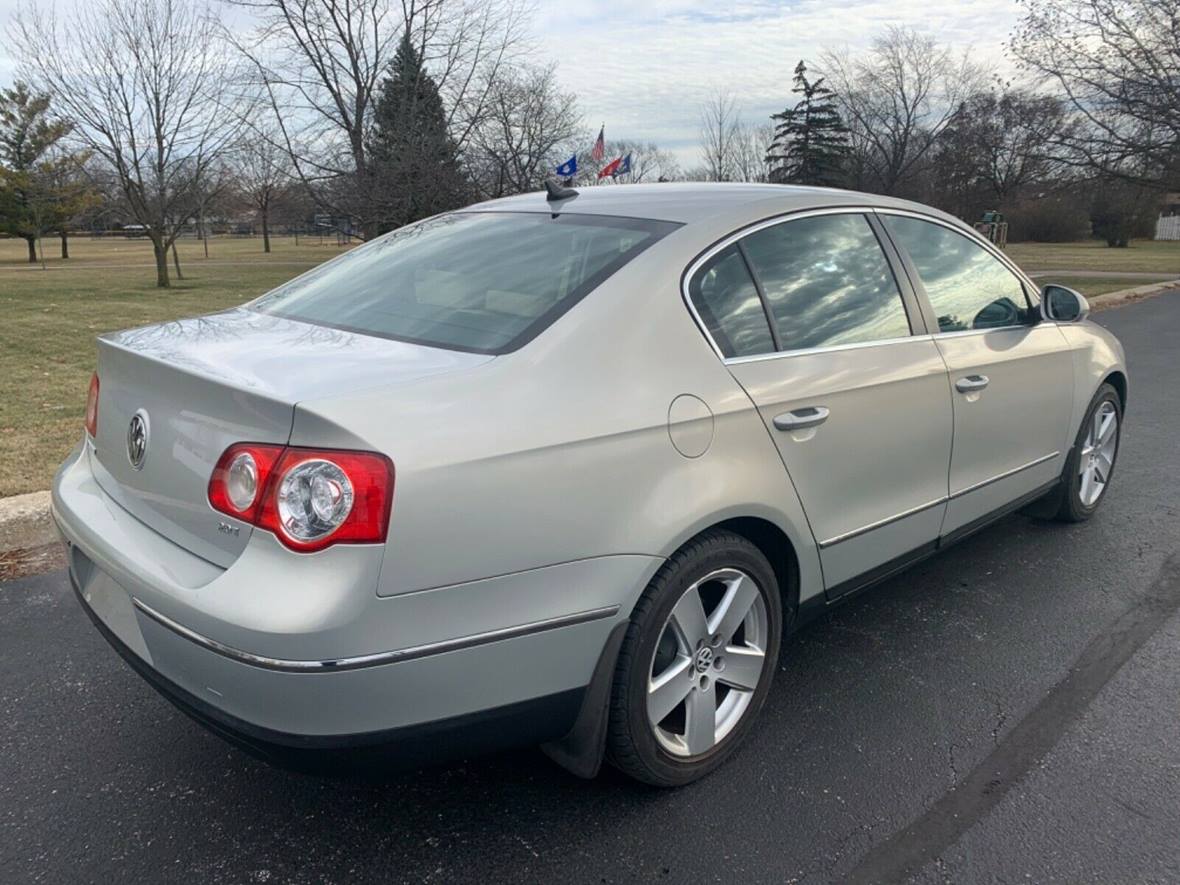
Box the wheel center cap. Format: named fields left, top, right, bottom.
left=694, top=647, right=714, bottom=673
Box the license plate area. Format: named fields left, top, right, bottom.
left=71, top=546, right=153, bottom=664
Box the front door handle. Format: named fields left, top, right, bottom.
left=955, top=374, right=990, bottom=393
left=773, top=406, right=830, bottom=431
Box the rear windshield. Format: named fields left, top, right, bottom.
left=251, top=211, right=679, bottom=353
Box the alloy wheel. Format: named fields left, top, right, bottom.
left=646, top=568, right=769, bottom=758
left=1079, top=400, right=1118, bottom=507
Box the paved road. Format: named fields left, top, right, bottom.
left=3, top=296, right=1180, bottom=884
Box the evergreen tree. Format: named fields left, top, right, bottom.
left=0, top=83, right=83, bottom=263
left=368, top=33, right=469, bottom=231
left=766, top=61, right=849, bottom=187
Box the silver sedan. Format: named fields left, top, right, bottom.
left=53, top=183, right=1126, bottom=786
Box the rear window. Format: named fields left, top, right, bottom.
left=251, top=211, right=679, bottom=353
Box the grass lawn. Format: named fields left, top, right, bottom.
left=0, top=233, right=1175, bottom=498
left=0, top=234, right=350, bottom=497
left=1007, top=238, right=1180, bottom=274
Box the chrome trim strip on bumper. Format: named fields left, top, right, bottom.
left=131, top=599, right=621, bottom=673
left=817, top=451, right=1061, bottom=549
left=948, top=451, right=1060, bottom=500
left=818, top=496, right=947, bottom=549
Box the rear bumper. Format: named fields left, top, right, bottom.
left=69, top=565, right=583, bottom=767
left=52, top=443, right=659, bottom=753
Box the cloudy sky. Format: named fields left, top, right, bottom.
left=0, top=0, right=1025, bottom=167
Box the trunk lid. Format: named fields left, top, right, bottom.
left=91, top=308, right=491, bottom=566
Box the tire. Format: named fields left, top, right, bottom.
left=607, top=530, right=783, bottom=787
left=1054, top=382, right=1122, bottom=522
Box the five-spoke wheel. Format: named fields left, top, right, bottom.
left=1078, top=400, right=1118, bottom=507
left=647, top=568, right=769, bottom=757
left=608, top=530, right=782, bottom=786
left=1054, top=382, right=1122, bottom=522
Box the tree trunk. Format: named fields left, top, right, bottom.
left=25, top=236, right=37, bottom=264
left=153, top=238, right=171, bottom=288
left=171, top=241, right=184, bottom=280
left=60, top=230, right=69, bottom=259
left=261, top=207, right=271, bottom=253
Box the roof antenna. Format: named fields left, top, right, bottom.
left=545, top=178, right=579, bottom=202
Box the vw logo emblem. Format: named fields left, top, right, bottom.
left=694, top=646, right=714, bottom=673
left=126, top=410, right=149, bottom=470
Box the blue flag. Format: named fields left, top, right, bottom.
left=555, top=154, right=577, bottom=177
left=616, top=153, right=632, bottom=176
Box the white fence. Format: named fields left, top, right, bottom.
left=1156, top=215, right=1180, bottom=241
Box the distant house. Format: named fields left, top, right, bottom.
left=1156, top=192, right=1180, bottom=240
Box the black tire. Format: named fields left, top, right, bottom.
left=1054, top=382, right=1122, bottom=522
left=607, top=530, right=783, bottom=787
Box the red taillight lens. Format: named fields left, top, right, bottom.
left=208, top=443, right=284, bottom=524
left=84, top=373, right=100, bottom=438
left=209, top=444, right=394, bottom=553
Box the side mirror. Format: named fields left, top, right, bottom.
left=1041, top=285, right=1090, bottom=323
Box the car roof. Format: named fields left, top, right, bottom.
left=464, top=182, right=965, bottom=228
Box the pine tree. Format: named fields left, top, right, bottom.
left=766, top=61, right=849, bottom=187
left=0, top=83, right=81, bottom=263
left=368, top=33, right=469, bottom=231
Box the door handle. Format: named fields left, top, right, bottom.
left=955, top=374, right=990, bottom=393
left=773, top=406, right=830, bottom=431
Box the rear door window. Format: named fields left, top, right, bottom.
left=252, top=212, right=679, bottom=354
left=741, top=213, right=912, bottom=351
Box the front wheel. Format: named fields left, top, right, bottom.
left=1055, top=383, right=1122, bottom=522
left=607, top=530, right=783, bottom=787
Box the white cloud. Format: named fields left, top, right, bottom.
left=533, top=0, right=1024, bottom=166
left=0, top=0, right=1025, bottom=168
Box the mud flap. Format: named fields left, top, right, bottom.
left=541, top=621, right=628, bottom=779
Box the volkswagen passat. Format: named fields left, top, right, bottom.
left=53, top=183, right=1126, bottom=786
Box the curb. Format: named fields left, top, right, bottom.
left=1088, top=279, right=1180, bottom=310
left=0, top=491, right=55, bottom=555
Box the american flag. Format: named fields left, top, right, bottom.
left=590, top=125, right=605, bottom=163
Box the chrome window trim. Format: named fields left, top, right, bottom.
left=681, top=203, right=1049, bottom=365
left=131, top=598, right=620, bottom=673
left=723, top=333, right=934, bottom=366
left=682, top=205, right=912, bottom=363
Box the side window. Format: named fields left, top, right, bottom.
left=688, top=245, right=775, bottom=358
left=884, top=216, right=1030, bottom=333
left=741, top=214, right=912, bottom=351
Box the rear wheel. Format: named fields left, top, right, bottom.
left=1054, top=383, right=1122, bottom=522
left=607, top=530, right=782, bottom=786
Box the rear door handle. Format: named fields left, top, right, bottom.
left=955, top=374, right=989, bottom=393
left=773, top=406, right=830, bottom=431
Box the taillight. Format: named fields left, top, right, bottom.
left=84, top=373, right=100, bottom=438
left=208, top=443, right=284, bottom=524
left=209, top=444, right=394, bottom=553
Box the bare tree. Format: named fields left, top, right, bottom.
left=12, top=0, right=243, bottom=287
left=227, top=0, right=533, bottom=237
left=820, top=26, right=984, bottom=196
left=730, top=121, right=775, bottom=183
left=468, top=64, right=579, bottom=197
left=698, top=89, right=743, bottom=181
left=233, top=127, right=294, bottom=252
left=1010, top=0, right=1180, bottom=189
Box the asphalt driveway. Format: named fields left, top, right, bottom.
left=2, top=295, right=1179, bottom=884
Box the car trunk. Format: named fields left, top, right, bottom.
left=90, top=308, right=492, bottom=567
